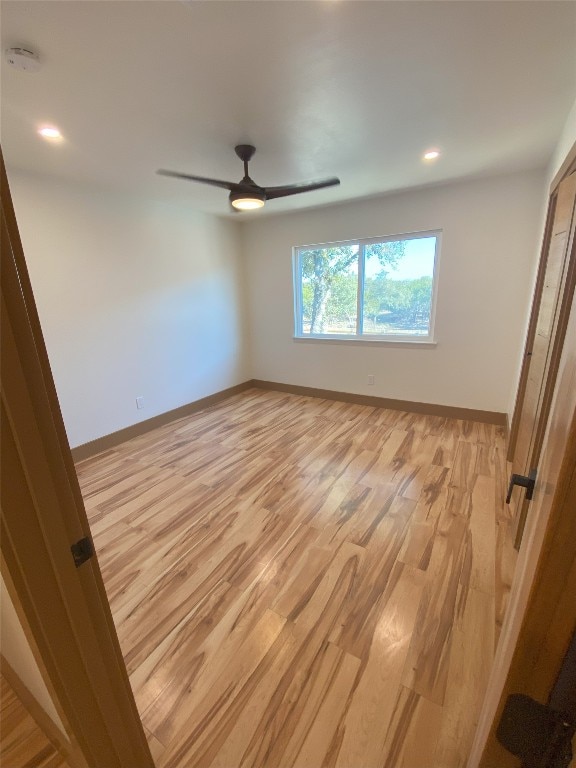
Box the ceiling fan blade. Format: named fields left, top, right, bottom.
left=157, top=169, right=237, bottom=191
left=264, top=177, right=340, bottom=200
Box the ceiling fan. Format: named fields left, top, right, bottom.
left=157, top=145, right=340, bottom=211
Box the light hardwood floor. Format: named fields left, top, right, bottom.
left=0, top=675, right=69, bottom=768
left=76, top=388, right=517, bottom=768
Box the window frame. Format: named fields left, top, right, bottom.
left=292, top=229, right=442, bottom=343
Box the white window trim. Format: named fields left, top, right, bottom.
left=292, top=336, right=437, bottom=348
left=292, top=229, right=442, bottom=343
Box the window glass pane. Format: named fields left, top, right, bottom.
left=300, top=245, right=359, bottom=335
left=362, top=236, right=436, bottom=336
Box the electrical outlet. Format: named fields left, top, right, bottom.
left=136, top=396, right=145, bottom=410
left=367, top=375, right=375, bottom=385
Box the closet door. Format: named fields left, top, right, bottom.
left=507, top=171, right=576, bottom=547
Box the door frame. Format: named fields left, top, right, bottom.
left=1, top=151, right=154, bottom=767
left=469, top=142, right=576, bottom=766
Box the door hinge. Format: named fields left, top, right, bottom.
left=70, top=536, right=94, bottom=568
left=497, top=694, right=575, bottom=768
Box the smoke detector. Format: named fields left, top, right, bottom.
left=5, top=47, right=41, bottom=73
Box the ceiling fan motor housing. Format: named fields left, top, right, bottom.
left=235, top=145, right=256, bottom=163
left=5, top=47, right=41, bottom=72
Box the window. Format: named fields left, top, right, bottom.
left=293, top=230, right=440, bottom=341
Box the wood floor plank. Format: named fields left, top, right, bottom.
left=468, top=474, right=497, bottom=594
left=433, top=588, right=495, bottom=767
left=0, top=675, right=69, bottom=768
left=400, top=506, right=468, bottom=705
left=138, top=525, right=319, bottom=743
left=144, top=726, right=166, bottom=765
left=205, top=623, right=308, bottom=768
left=314, top=482, right=412, bottom=552
left=76, top=388, right=511, bottom=768
left=158, top=609, right=287, bottom=768
left=337, top=428, right=407, bottom=489
left=271, top=544, right=341, bottom=621
left=106, top=491, right=243, bottom=613
left=232, top=544, right=365, bottom=768
left=117, top=505, right=291, bottom=672
left=495, top=516, right=518, bottom=646
left=333, top=563, right=425, bottom=768
left=380, top=685, right=443, bottom=768
left=331, top=519, right=414, bottom=659
left=209, top=639, right=359, bottom=768
left=449, top=441, right=479, bottom=491
left=287, top=648, right=361, bottom=768
left=132, top=579, right=242, bottom=724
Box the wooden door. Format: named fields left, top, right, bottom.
left=1, top=151, right=154, bottom=767
left=472, top=231, right=576, bottom=766
left=507, top=171, right=576, bottom=547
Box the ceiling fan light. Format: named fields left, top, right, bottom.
left=229, top=190, right=265, bottom=210
left=232, top=198, right=265, bottom=210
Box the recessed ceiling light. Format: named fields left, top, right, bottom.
left=38, top=126, right=62, bottom=139
left=423, top=149, right=440, bottom=161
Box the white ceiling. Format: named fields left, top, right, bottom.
left=1, top=1, right=575, bottom=216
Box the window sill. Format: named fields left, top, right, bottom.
left=293, top=336, right=437, bottom=348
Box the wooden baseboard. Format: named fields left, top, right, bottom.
left=251, top=379, right=507, bottom=425
left=72, top=377, right=505, bottom=462
left=71, top=381, right=253, bottom=461
left=1, top=655, right=84, bottom=768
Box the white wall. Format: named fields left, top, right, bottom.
left=8, top=171, right=248, bottom=447
left=1, top=576, right=68, bottom=737
left=7, top=164, right=553, bottom=438
left=242, top=170, right=544, bottom=414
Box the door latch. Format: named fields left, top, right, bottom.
left=506, top=469, right=537, bottom=503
